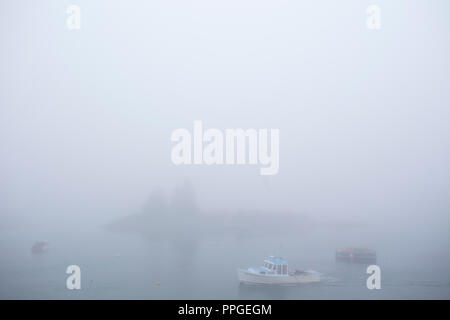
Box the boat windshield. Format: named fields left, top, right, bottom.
left=264, top=262, right=275, bottom=270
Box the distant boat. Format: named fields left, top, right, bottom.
left=238, top=256, right=320, bottom=285
left=335, top=247, right=376, bottom=263
left=31, top=241, right=48, bottom=254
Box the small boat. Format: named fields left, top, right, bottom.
left=238, top=256, right=320, bottom=285
left=335, top=247, right=377, bottom=263
left=31, top=241, right=48, bottom=254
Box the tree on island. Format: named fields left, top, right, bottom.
left=141, top=188, right=167, bottom=216
left=169, top=180, right=198, bottom=217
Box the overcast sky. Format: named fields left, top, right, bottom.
left=1, top=1, right=449, bottom=232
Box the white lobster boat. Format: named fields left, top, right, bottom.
left=238, top=257, right=320, bottom=285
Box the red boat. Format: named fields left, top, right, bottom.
left=335, top=247, right=376, bottom=263
left=31, top=241, right=48, bottom=254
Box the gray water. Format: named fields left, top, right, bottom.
left=1, top=224, right=449, bottom=299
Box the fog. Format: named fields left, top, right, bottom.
left=0, top=0, right=449, bottom=299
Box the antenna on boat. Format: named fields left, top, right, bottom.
left=276, top=242, right=283, bottom=258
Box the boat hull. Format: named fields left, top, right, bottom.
left=238, top=269, right=320, bottom=285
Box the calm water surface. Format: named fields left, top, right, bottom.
left=1, top=224, right=449, bottom=299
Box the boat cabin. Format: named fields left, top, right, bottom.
left=263, top=257, right=288, bottom=275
